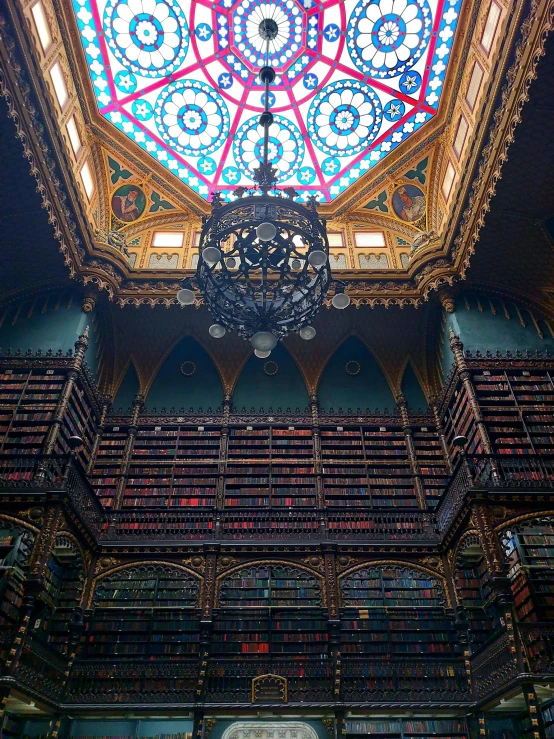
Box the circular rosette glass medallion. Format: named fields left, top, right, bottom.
left=347, top=0, right=431, bottom=78
left=104, top=0, right=189, bottom=78
left=155, top=80, right=230, bottom=156
left=308, top=81, right=383, bottom=156
left=233, top=114, right=305, bottom=181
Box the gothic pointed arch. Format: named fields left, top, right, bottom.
left=145, top=336, right=223, bottom=411
left=112, top=360, right=140, bottom=411
left=400, top=360, right=429, bottom=410
left=317, top=336, right=396, bottom=412
left=232, top=344, right=310, bottom=412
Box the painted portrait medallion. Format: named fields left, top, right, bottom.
left=111, top=184, right=146, bottom=223
left=392, top=184, right=426, bottom=223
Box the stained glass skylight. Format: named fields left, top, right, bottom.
left=73, top=0, right=463, bottom=201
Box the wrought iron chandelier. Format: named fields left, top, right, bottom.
left=177, top=18, right=350, bottom=356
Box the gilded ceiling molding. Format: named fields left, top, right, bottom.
left=452, top=0, right=554, bottom=279
left=0, top=10, right=83, bottom=279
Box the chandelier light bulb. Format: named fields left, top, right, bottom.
left=291, top=258, right=302, bottom=271
left=308, top=250, right=327, bottom=269
left=176, top=288, right=195, bottom=306
left=226, top=257, right=237, bottom=268
left=208, top=324, right=226, bottom=339
left=256, top=222, right=277, bottom=242
left=332, top=291, right=351, bottom=310
left=254, top=349, right=271, bottom=358
left=202, top=246, right=222, bottom=266
left=299, top=326, right=316, bottom=340
left=250, top=331, right=278, bottom=351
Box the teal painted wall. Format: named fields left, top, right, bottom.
left=145, top=337, right=223, bottom=411
left=440, top=295, right=554, bottom=381
left=0, top=295, right=100, bottom=376
left=318, top=336, right=396, bottom=412
left=232, top=343, right=309, bottom=412
left=401, top=363, right=428, bottom=410
left=113, top=361, right=140, bottom=411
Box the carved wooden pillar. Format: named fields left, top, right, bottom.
left=198, top=549, right=217, bottom=703
left=87, top=398, right=110, bottom=474
left=471, top=506, right=508, bottom=579
left=448, top=329, right=495, bottom=455
left=46, top=715, right=62, bottom=738
left=193, top=709, right=205, bottom=739
left=476, top=714, right=490, bottom=739
left=311, top=393, right=325, bottom=510
left=216, top=393, right=231, bottom=510
left=523, top=684, right=547, bottom=739
left=113, top=393, right=143, bottom=509
left=6, top=507, right=61, bottom=674
left=323, top=548, right=341, bottom=701
left=429, top=394, right=453, bottom=473
left=396, top=393, right=426, bottom=508
left=41, top=327, right=90, bottom=457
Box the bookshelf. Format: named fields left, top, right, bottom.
left=90, top=422, right=128, bottom=507
left=455, top=544, right=495, bottom=646
left=321, top=426, right=418, bottom=508
left=228, top=426, right=270, bottom=457
left=0, top=531, right=29, bottom=651
left=271, top=426, right=313, bottom=458
left=37, top=536, right=84, bottom=655
left=443, top=380, right=483, bottom=460
left=212, top=607, right=328, bottom=658
left=121, top=425, right=220, bottom=508
left=56, top=383, right=97, bottom=468
left=543, top=700, right=554, bottom=739
left=340, top=566, right=463, bottom=699
left=218, top=564, right=323, bottom=607
left=412, top=426, right=449, bottom=507
left=503, top=521, right=554, bottom=621
left=0, top=368, right=65, bottom=456
left=81, top=565, right=201, bottom=661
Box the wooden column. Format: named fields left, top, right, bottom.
left=311, top=393, right=325, bottom=510
left=448, top=329, right=495, bottom=455
left=41, top=327, right=89, bottom=456
left=216, top=393, right=231, bottom=510
left=523, top=684, right=547, bottom=739
left=429, top=394, right=453, bottom=473
left=86, top=398, right=110, bottom=474
left=396, top=393, right=426, bottom=508
left=6, top=507, right=62, bottom=674
left=113, top=393, right=143, bottom=509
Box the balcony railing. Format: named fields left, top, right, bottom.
left=2, top=453, right=554, bottom=543
left=0, top=454, right=104, bottom=537
left=437, top=454, right=554, bottom=535
left=470, top=630, right=519, bottom=700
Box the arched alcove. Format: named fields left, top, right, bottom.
left=232, top=344, right=309, bottom=412
left=112, top=361, right=140, bottom=410
left=318, top=337, right=395, bottom=411
left=400, top=362, right=428, bottom=410
left=145, top=337, right=223, bottom=411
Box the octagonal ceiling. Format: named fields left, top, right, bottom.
left=73, top=0, right=462, bottom=202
